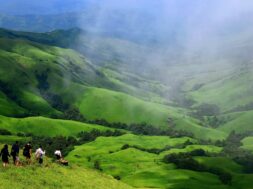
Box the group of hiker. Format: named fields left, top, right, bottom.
left=0, top=141, right=64, bottom=167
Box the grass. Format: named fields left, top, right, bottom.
left=217, top=111, right=253, bottom=134
left=66, top=133, right=193, bottom=168
left=0, top=34, right=230, bottom=141
left=158, top=144, right=222, bottom=159
left=76, top=87, right=174, bottom=127
left=67, top=134, right=195, bottom=164
left=183, top=62, right=253, bottom=112
left=241, top=136, right=253, bottom=152
left=66, top=134, right=232, bottom=188
left=0, top=115, right=116, bottom=137
left=0, top=135, right=30, bottom=144
left=125, top=169, right=229, bottom=189
left=0, top=164, right=132, bottom=189
left=172, top=116, right=227, bottom=140
left=76, top=87, right=226, bottom=141
left=194, top=157, right=243, bottom=173
left=1, top=28, right=253, bottom=189
left=0, top=91, right=25, bottom=116
left=0, top=141, right=132, bottom=189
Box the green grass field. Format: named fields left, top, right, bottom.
left=0, top=164, right=132, bottom=189
left=182, top=62, right=253, bottom=112
left=158, top=145, right=222, bottom=159
left=241, top=137, right=253, bottom=152
left=1, top=28, right=253, bottom=189
left=218, top=111, right=253, bottom=134
left=0, top=115, right=116, bottom=137
left=66, top=134, right=232, bottom=188
left=76, top=87, right=172, bottom=127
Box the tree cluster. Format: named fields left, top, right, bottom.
left=163, top=151, right=232, bottom=185
left=88, top=119, right=193, bottom=137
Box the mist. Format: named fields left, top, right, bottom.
left=1, top=0, right=253, bottom=93
left=71, top=0, right=253, bottom=85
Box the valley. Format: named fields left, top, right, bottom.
left=0, top=22, right=253, bottom=189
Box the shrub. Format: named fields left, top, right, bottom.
left=94, top=160, right=102, bottom=171
left=163, top=152, right=232, bottom=185
left=0, top=129, right=12, bottom=135
left=121, top=144, right=130, bottom=150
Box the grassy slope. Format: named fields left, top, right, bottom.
left=158, top=145, right=222, bottom=159
left=0, top=164, right=132, bottom=189
left=66, top=134, right=230, bottom=188
left=77, top=87, right=172, bottom=127
left=0, top=115, right=115, bottom=137
left=218, top=111, right=253, bottom=134
left=66, top=133, right=253, bottom=188
left=182, top=62, right=253, bottom=112
left=1, top=28, right=253, bottom=189
left=0, top=91, right=25, bottom=116
left=194, top=157, right=253, bottom=189
left=66, top=134, right=195, bottom=168
left=76, top=87, right=227, bottom=140
left=0, top=33, right=228, bottom=141
left=0, top=37, right=118, bottom=116
left=172, top=117, right=227, bottom=140
left=241, top=136, right=253, bottom=152
left=195, top=157, right=243, bottom=173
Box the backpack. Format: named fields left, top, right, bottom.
left=23, top=148, right=28, bottom=156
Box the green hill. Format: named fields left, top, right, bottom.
left=1, top=27, right=253, bottom=189
left=0, top=164, right=132, bottom=189
left=66, top=134, right=253, bottom=189
left=218, top=111, right=253, bottom=134
left=0, top=32, right=218, bottom=140
left=0, top=115, right=116, bottom=137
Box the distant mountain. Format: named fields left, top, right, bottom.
left=0, top=13, right=79, bottom=32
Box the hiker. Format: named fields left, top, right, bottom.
left=35, top=146, right=45, bottom=164
left=54, top=149, right=62, bottom=160
left=23, top=142, right=32, bottom=164
left=11, top=141, right=20, bottom=166
left=0, top=144, right=10, bottom=167
left=55, top=149, right=68, bottom=166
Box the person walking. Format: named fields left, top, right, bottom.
left=0, top=144, right=10, bottom=167
left=54, top=149, right=62, bottom=160
left=11, top=141, right=20, bottom=166
left=35, top=146, right=45, bottom=164
left=23, top=142, right=32, bottom=164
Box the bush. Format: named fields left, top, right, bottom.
left=78, top=129, right=125, bottom=144
left=190, top=149, right=206, bottom=156
left=114, top=175, right=121, bottom=180
left=88, top=119, right=193, bottom=137
left=0, top=129, right=12, bottom=135
left=163, top=152, right=232, bottom=185
left=219, top=172, right=232, bottom=185
left=121, top=144, right=130, bottom=150
left=94, top=160, right=102, bottom=171
left=192, top=103, right=220, bottom=118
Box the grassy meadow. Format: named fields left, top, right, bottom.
left=1, top=28, right=253, bottom=189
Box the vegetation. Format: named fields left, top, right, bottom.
left=0, top=164, right=132, bottom=189
left=1, top=27, right=253, bottom=189
left=163, top=152, right=232, bottom=185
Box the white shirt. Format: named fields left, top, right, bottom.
left=54, top=150, right=62, bottom=157
left=35, top=148, right=45, bottom=158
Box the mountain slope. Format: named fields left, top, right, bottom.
left=0, top=29, right=238, bottom=142
left=0, top=164, right=132, bottom=189
left=0, top=115, right=115, bottom=137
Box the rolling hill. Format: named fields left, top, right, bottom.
left=1, top=27, right=253, bottom=189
